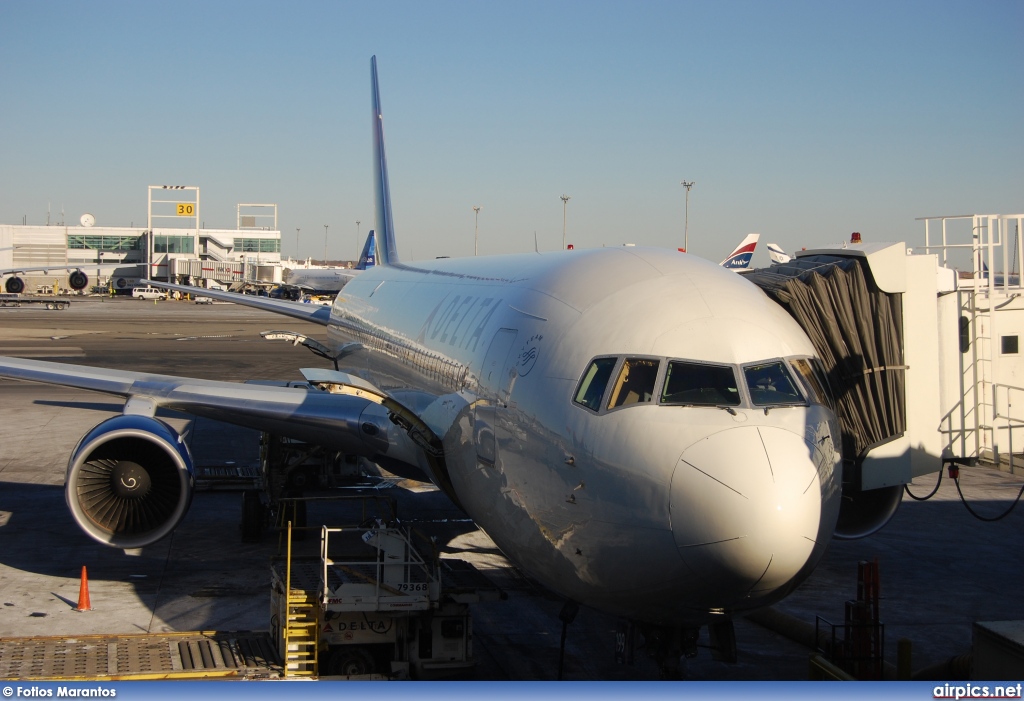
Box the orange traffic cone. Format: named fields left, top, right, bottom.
left=74, top=565, right=92, bottom=612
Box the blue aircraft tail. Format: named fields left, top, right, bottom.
left=356, top=230, right=376, bottom=270
left=371, top=56, right=398, bottom=266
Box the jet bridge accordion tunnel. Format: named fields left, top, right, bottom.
left=746, top=256, right=906, bottom=539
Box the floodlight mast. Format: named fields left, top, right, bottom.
left=560, top=194, right=571, bottom=250
left=472, top=206, right=482, bottom=256
left=681, top=180, right=695, bottom=253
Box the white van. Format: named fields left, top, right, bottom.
left=132, top=287, right=167, bottom=300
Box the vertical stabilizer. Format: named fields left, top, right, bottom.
left=766, top=243, right=791, bottom=264
left=356, top=230, right=377, bottom=270
left=720, top=233, right=760, bottom=270
left=371, top=56, right=398, bottom=266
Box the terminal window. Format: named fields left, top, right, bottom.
left=238, top=238, right=281, bottom=253
left=154, top=235, right=195, bottom=254
left=68, top=234, right=142, bottom=251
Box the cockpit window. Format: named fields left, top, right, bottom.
left=660, top=361, right=740, bottom=406
left=574, top=357, right=618, bottom=411
left=607, top=358, right=660, bottom=409
left=790, top=357, right=834, bottom=410
left=743, top=361, right=805, bottom=406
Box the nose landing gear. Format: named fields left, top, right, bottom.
left=639, top=619, right=737, bottom=679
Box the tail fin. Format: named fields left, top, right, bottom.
left=720, top=233, right=759, bottom=269
left=766, top=243, right=791, bottom=264
left=356, top=230, right=377, bottom=270
left=371, top=56, right=398, bottom=266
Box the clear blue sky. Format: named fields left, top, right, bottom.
left=2, top=0, right=1021, bottom=264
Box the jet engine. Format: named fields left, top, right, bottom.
left=65, top=415, right=195, bottom=549
left=68, top=270, right=88, bottom=291
left=5, top=277, right=24, bottom=294
left=833, top=483, right=902, bottom=540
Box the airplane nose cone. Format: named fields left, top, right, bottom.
left=670, top=425, right=827, bottom=607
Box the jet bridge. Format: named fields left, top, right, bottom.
left=746, top=240, right=958, bottom=537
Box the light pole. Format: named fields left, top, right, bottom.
left=355, top=220, right=361, bottom=262
left=323, top=224, right=328, bottom=265
left=472, top=206, right=481, bottom=256
left=295, top=228, right=300, bottom=259
left=680, top=180, right=695, bottom=253
left=560, top=194, right=571, bottom=250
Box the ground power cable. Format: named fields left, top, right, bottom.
left=904, top=462, right=1024, bottom=520
left=953, top=472, right=1024, bottom=522
left=903, top=468, right=943, bottom=501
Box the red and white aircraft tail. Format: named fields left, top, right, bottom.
left=719, top=233, right=760, bottom=270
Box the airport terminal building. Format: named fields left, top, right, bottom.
left=0, top=190, right=282, bottom=294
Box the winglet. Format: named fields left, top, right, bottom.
left=720, top=233, right=760, bottom=269
left=371, top=56, right=398, bottom=266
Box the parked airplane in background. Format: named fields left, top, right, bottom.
left=280, top=230, right=377, bottom=296
left=0, top=57, right=846, bottom=672
left=766, top=243, right=792, bottom=264
left=0, top=262, right=124, bottom=294
left=719, top=233, right=759, bottom=270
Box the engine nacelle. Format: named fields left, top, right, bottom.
left=5, top=277, right=24, bottom=294
left=66, top=415, right=194, bottom=549
left=68, top=270, right=89, bottom=290
left=833, top=483, right=903, bottom=540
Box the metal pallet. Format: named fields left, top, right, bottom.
left=0, top=631, right=280, bottom=680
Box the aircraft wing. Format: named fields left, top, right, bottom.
left=0, top=356, right=388, bottom=456
left=0, top=263, right=127, bottom=276
left=142, top=279, right=331, bottom=326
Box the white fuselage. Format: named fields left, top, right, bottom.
left=285, top=268, right=356, bottom=294
left=327, top=245, right=843, bottom=626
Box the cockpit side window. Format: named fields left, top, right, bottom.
left=573, top=357, right=618, bottom=411
left=660, top=360, right=740, bottom=406
left=790, top=357, right=835, bottom=410
left=743, top=360, right=805, bottom=406
left=607, top=358, right=661, bottom=409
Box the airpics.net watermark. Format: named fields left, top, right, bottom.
left=934, top=684, right=1024, bottom=699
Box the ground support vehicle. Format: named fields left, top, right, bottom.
left=0, top=293, right=71, bottom=309
left=270, top=522, right=502, bottom=679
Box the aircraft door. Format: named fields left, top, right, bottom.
left=475, top=328, right=518, bottom=466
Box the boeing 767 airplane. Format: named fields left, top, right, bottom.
left=0, top=57, right=844, bottom=673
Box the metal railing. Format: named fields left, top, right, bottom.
left=319, top=525, right=437, bottom=611
left=991, top=382, right=1024, bottom=473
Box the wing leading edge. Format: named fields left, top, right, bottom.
left=141, top=279, right=332, bottom=325
left=0, top=356, right=387, bottom=456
